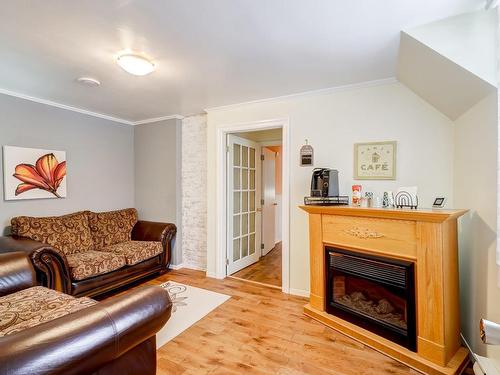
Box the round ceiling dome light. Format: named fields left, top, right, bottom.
left=117, top=53, right=155, bottom=76
left=76, top=77, right=101, bottom=87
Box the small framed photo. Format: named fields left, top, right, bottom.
left=354, top=141, right=396, bottom=180
left=432, top=197, right=446, bottom=208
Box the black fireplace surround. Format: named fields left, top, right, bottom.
left=325, top=247, right=416, bottom=351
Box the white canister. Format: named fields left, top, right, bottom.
left=360, top=197, right=369, bottom=208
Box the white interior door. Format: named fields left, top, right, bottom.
left=227, top=135, right=261, bottom=275
left=261, top=148, right=276, bottom=256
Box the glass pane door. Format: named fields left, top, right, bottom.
left=227, top=135, right=260, bottom=275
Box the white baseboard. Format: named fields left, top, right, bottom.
left=168, top=263, right=184, bottom=270
left=169, top=262, right=207, bottom=271
left=183, top=263, right=207, bottom=271
left=206, top=271, right=218, bottom=279
left=289, top=288, right=310, bottom=298
left=475, top=354, right=500, bottom=375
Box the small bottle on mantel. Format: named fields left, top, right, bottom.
left=352, top=185, right=362, bottom=206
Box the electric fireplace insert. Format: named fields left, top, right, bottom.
left=325, top=247, right=416, bottom=351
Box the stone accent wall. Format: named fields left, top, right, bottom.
left=181, top=114, right=207, bottom=270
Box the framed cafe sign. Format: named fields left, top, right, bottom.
left=354, top=141, right=396, bottom=180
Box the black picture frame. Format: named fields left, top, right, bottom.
left=432, top=197, right=446, bottom=208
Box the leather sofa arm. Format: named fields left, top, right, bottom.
left=0, top=235, right=52, bottom=254
left=132, top=221, right=177, bottom=267
left=0, top=252, right=36, bottom=297
left=0, top=285, right=172, bottom=375
left=132, top=220, right=177, bottom=243
left=0, top=236, right=71, bottom=293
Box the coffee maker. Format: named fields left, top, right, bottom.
left=310, top=168, right=339, bottom=197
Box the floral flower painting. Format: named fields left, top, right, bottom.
left=3, top=146, right=67, bottom=200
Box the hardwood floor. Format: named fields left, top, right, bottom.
left=231, top=242, right=282, bottom=287
left=146, top=269, right=422, bottom=375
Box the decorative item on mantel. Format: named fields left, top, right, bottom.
left=395, top=187, right=418, bottom=209
left=364, top=191, right=373, bottom=207
left=372, top=196, right=382, bottom=208
left=352, top=185, right=362, bottom=206
left=359, top=197, right=369, bottom=208
left=433, top=197, right=447, bottom=208
left=382, top=191, right=394, bottom=208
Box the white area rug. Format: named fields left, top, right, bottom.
left=156, top=281, right=230, bottom=348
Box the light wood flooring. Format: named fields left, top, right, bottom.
left=146, top=269, right=425, bottom=375
left=231, top=242, right=282, bottom=287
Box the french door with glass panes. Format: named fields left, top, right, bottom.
left=227, top=135, right=261, bottom=275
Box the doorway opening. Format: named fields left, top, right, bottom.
left=224, top=126, right=285, bottom=289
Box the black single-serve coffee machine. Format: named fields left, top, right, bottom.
left=305, top=168, right=348, bottom=206
left=310, top=168, right=339, bottom=197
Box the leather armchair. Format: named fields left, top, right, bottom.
left=0, top=252, right=172, bottom=375
left=0, top=220, right=176, bottom=297
left=0, top=252, right=36, bottom=297
left=0, top=236, right=72, bottom=293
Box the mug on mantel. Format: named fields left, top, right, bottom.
left=382, top=191, right=394, bottom=208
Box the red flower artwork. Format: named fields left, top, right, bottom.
left=13, top=153, right=66, bottom=198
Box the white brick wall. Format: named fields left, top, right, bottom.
left=181, top=114, right=208, bottom=270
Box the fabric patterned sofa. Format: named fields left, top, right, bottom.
left=0, top=251, right=172, bottom=375
left=0, top=208, right=176, bottom=297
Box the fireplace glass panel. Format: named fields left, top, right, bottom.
left=332, top=274, right=407, bottom=331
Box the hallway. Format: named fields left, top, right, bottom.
left=232, top=242, right=282, bottom=287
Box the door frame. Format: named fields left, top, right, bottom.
left=216, top=118, right=290, bottom=293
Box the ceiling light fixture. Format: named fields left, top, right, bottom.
left=117, top=53, right=155, bottom=76
left=76, top=77, right=101, bottom=87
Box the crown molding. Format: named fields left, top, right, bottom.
left=0, top=87, right=135, bottom=125
left=0, top=87, right=185, bottom=126
left=0, top=77, right=398, bottom=124
left=205, top=77, right=398, bottom=113
left=132, top=114, right=184, bottom=125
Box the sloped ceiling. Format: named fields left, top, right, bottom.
left=397, top=9, right=497, bottom=120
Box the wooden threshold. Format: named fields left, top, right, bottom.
left=304, top=304, right=470, bottom=375
left=227, top=275, right=282, bottom=290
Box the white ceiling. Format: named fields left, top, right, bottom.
left=0, top=1, right=481, bottom=123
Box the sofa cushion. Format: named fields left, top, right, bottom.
left=101, top=241, right=163, bottom=266
left=66, top=250, right=126, bottom=281
left=88, top=208, right=138, bottom=249
left=10, top=211, right=94, bottom=255
left=0, top=286, right=96, bottom=336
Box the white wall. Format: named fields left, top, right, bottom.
left=206, top=81, right=455, bottom=294
left=134, top=118, right=182, bottom=265
left=454, top=91, right=499, bottom=358
left=0, top=94, right=135, bottom=234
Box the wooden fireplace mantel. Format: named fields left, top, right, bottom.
left=300, top=205, right=469, bottom=375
